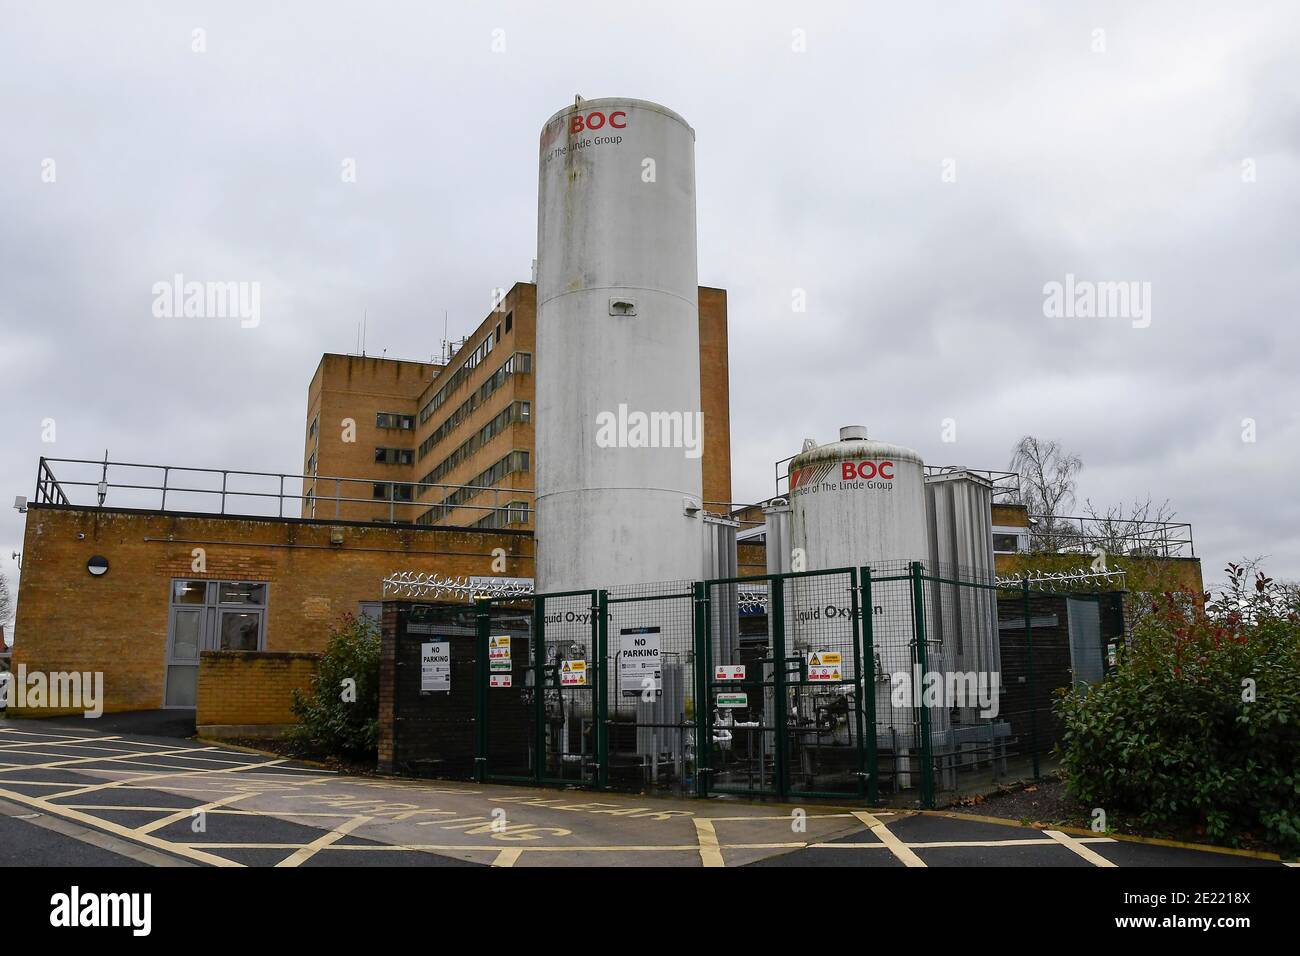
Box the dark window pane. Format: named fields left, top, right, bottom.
left=220, top=612, right=261, bottom=651
left=993, top=533, right=1020, bottom=553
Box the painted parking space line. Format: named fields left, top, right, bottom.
left=852, top=810, right=926, bottom=867
left=1044, top=829, right=1118, bottom=866
left=492, top=848, right=523, bottom=867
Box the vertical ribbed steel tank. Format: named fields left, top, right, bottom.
left=534, top=97, right=704, bottom=591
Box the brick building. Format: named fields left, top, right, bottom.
left=302, top=281, right=732, bottom=529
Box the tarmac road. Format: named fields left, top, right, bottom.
left=0, top=718, right=1289, bottom=868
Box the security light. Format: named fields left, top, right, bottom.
left=12, top=496, right=26, bottom=514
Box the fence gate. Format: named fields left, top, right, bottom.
left=602, top=583, right=699, bottom=795
left=700, top=568, right=870, bottom=801
left=474, top=596, right=535, bottom=784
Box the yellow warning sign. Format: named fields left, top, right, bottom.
left=808, top=650, right=844, bottom=683
left=561, top=659, right=588, bottom=687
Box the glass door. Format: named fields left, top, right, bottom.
left=164, top=580, right=268, bottom=708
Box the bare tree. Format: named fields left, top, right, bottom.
left=0, top=572, right=12, bottom=637
left=1009, top=436, right=1083, bottom=552
left=1081, top=496, right=1177, bottom=556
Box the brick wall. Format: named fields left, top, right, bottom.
left=12, top=505, right=534, bottom=715
left=196, top=650, right=320, bottom=734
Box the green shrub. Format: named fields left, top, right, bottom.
left=1055, top=564, right=1300, bottom=852
left=289, top=615, right=381, bottom=760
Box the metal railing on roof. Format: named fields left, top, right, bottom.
left=1026, top=514, right=1194, bottom=559
left=32, top=456, right=536, bottom=526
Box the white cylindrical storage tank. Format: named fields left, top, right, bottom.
left=787, top=426, right=947, bottom=751
left=534, top=97, right=704, bottom=592
left=788, top=425, right=930, bottom=573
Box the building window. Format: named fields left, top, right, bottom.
left=358, top=602, right=382, bottom=631
left=376, top=412, right=415, bottom=430
left=505, top=311, right=512, bottom=333
left=375, top=447, right=413, bottom=465
left=373, top=483, right=414, bottom=502
left=993, top=527, right=1028, bottom=554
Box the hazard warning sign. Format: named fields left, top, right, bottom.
left=560, top=659, right=588, bottom=687
left=807, top=650, right=843, bottom=682
left=488, top=635, right=512, bottom=673
left=490, top=674, right=512, bottom=689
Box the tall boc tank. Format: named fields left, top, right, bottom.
left=788, top=425, right=929, bottom=572
left=534, top=97, right=704, bottom=591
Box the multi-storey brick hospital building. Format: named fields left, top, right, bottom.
left=302, top=281, right=734, bottom=529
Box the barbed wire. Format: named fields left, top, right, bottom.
left=382, top=572, right=533, bottom=601
left=994, top=567, right=1127, bottom=591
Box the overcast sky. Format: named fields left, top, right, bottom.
left=2, top=0, right=1298, bottom=614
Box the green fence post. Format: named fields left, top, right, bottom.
left=910, top=561, right=935, bottom=808
left=848, top=568, right=867, bottom=800
left=533, top=595, right=545, bottom=787
left=1023, top=579, right=1041, bottom=781
left=693, top=580, right=710, bottom=799
left=860, top=567, right=878, bottom=804
left=596, top=590, right=609, bottom=790
left=474, top=598, right=488, bottom=784
left=772, top=574, right=789, bottom=801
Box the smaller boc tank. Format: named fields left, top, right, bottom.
left=788, top=425, right=930, bottom=573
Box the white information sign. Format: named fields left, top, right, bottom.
left=714, top=665, right=746, bottom=681
left=619, top=627, right=661, bottom=697
left=490, top=673, right=512, bottom=689
left=420, top=641, right=451, bottom=693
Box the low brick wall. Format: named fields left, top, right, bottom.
left=196, top=650, right=321, bottom=738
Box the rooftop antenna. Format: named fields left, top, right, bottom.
left=362, top=309, right=368, bottom=356
left=97, top=449, right=109, bottom=506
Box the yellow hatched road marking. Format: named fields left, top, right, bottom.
left=0, top=786, right=242, bottom=867
left=0, top=745, right=218, bottom=775
left=0, top=735, right=123, bottom=751
left=852, top=810, right=926, bottom=867
left=275, top=815, right=371, bottom=867
left=135, top=791, right=254, bottom=835
left=49, top=756, right=288, bottom=799
left=492, top=848, right=523, bottom=867
left=1044, top=829, right=1118, bottom=866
